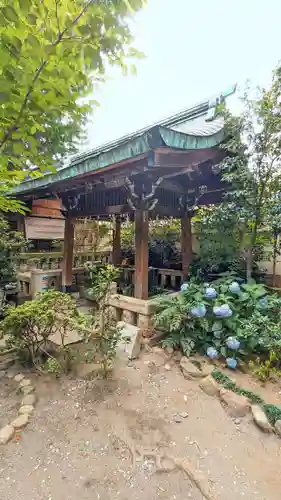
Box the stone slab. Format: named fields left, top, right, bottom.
left=117, top=321, right=142, bottom=360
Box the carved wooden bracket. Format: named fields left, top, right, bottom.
left=179, top=185, right=207, bottom=214
left=124, top=176, right=163, bottom=211
left=58, top=191, right=81, bottom=216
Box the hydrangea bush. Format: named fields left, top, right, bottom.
left=154, top=277, right=281, bottom=361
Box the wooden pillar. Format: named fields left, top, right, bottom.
left=62, top=216, right=75, bottom=293
left=181, top=213, right=192, bottom=281
left=134, top=209, right=148, bottom=299
left=112, top=215, right=121, bottom=266
left=17, top=215, right=25, bottom=234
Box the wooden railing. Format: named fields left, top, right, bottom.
left=118, top=266, right=183, bottom=294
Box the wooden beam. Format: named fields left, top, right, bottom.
left=181, top=214, right=192, bottom=280
left=112, top=215, right=121, bottom=266
left=62, top=216, right=75, bottom=293
left=134, top=209, right=148, bottom=299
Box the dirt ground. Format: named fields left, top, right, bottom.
left=1, top=348, right=281, bottom=500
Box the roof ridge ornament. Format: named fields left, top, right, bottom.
left=206, top=84, right=237, bottom=122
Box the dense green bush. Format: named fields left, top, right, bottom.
left=0, top=290, right=87, bottom=372
left=0, top=216, right=25, bottom=286
left=153, top=276, right=281, bottom=361
left=85, top=263, right=120, bottom=304
left=84, top=262, right=123, bottom=378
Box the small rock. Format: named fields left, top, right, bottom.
left=11, top=414, right=29, bottom=429
left=234, top=419, right=241, bottom=425
left=201, top=364, right=214, bottom=377
left=0, top=425, right=14, bottom=444
left=118, top=322, right=142, bottom=360
left=174, top=415, right=183, bottom=423
left=19, top=378, right=31, bottom=388
left=22, top=385, right=35, bottom=395
left=147, top=361, right=157, bottom=374
left=179, top=412, right=188, bottom=419
left=18, top=405, right=34, bottom=415
left=180, top=357, right=205, bottom=379
left=0, top=370, right=5, bottom=379
left=21, top=394, right=36, bottom=406
left=14, top=374, right=25, bottom=382
left=164, top=347, right=174, bottom=356
left=164, top=364, right=172, bottom=371
left=274, top=420, right=281, bottom=437
left=161, top=457, right=175, bottom=471
left=220, top=388, right=250, bottom=417
left=199, top=375, right=220, bottom=397
left=141, top=327, right=154, bottom=338
left=6, top=369, right=17, bottom=379
left=173, top=351, right=182, bottom=362
left=251, top=405, right=272, bottom=433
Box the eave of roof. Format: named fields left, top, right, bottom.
left=13, top=85, right=236, bottom=196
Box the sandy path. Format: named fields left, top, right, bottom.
left=1, top=349, right=281, bottom=500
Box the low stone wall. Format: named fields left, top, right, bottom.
left=18, top=268, right=87, bottom=299
left=106, top=292, right=159, bottom=328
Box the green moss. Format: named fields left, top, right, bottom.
left=212, top=369, right=281, bottom=425
left=212, top=369, right=264, bottom=405
left=263, top=404, right=281, bottom=425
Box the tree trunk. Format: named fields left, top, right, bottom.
left=273, top=232, right=278, bottom=287
left=245, top=247, right=253, bottom=282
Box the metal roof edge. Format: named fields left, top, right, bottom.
left=13, top=85, right=237, bottom=195
left=69, top=84, right=236, bottom=166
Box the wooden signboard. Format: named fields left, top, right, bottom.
left=25, top=216, right=65, bottom=240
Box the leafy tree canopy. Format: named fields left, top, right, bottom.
left=196, top=68, right=281, bottom=280
left=0, top=0, right=145, bottom=212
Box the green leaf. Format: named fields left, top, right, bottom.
left=212, top=321, right=223, bottom=332
left=214, top=330, right=221, bottom=339
left=220, top=346, right=227, bottom=357
left=18, top=0, right=30, bottom=13
left=2, top=6, right=18, bottom=22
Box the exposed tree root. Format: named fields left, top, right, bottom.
left=110, top=417, right=216, bottom=500
left=135, top=446, right=217, bottom=500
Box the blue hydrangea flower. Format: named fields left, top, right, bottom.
left=226, top=357, right=237, bottom=369
left=207, top=347, right=218, bottom=359
left=205, top=287, right=217, bottom=299
left=213, top=304, right=233, bottom=318
left=226, top=337, right=240, bottom=350
left=259, top=296, right=268, bottom=308
left=190, top=304, right=206, bottom=318
left=229, top=281, right=241, bottom=294
left=180, top=282, right=189, bottom=292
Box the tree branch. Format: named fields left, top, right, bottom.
left=0, top=0, right=95, bottom=151
left=55, top=0, right=61, bottom=36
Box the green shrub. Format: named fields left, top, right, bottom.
left=153, top=277, right=281, bottom=359
left=84, top=263, right=123, bottom=378
left=0, top=289, right=87, bottom=372
left=212, top=369, right=281, bottom=424
left=263, top=404, right=281, bottom=425
left=85, top=263, right=120, bottom=304
left=249, top=350, right=281, bottom=382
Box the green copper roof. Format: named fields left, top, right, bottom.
left=14, top=85, right=236, bottom=195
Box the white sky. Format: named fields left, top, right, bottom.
left=84, top=0, right=281, bottom=151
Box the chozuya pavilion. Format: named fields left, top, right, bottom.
left=13, top=86, right=236, bottom=325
